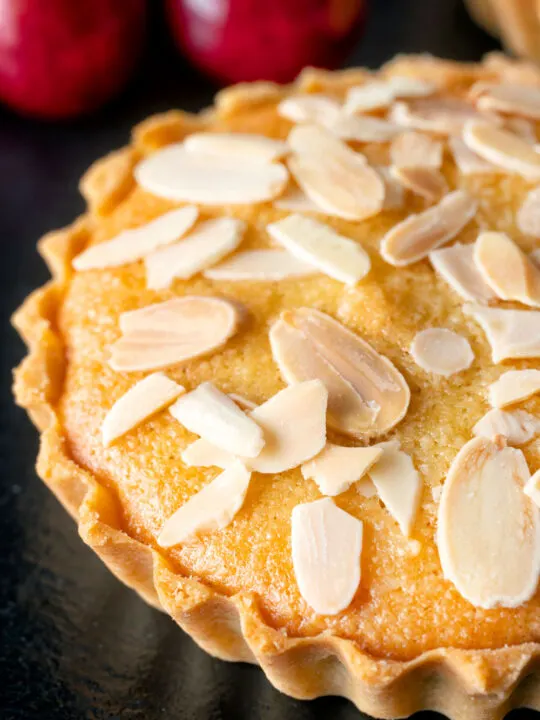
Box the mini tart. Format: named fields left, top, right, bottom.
left=12, top=54, right=540, bottom=720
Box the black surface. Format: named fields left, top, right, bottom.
left=1, top=1, right=537, bottom=718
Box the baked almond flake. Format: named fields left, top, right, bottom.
left=73, top=206, right=199, bottom=271
left=390, top=131, right=443, bottom=169
left=228, top=393, right=257, bottom=411
left=474, top=231, right=540, bottom=308
left=273, top=185, right=321, bottom=213
left=110, top=296, right=239, bottom=372
left=183, top=132, right=288, bottom=162
left=505, top=117, right=538, bottom=144
left=291, top=497, right=363, bottom=615
left=437, top=436, right=540, bottom=609
left=462, top=121, right=540, bottom=179
left=277, top=94, right=342, bottom=126
left=476, top=84, right=540, bottom=120
left=410, top=328, right=474, bottom=377
left=377, top=166, right=405, bottom=210
left=473, top=408, right=540, bottom=446
left=301, top=444, right=382, bottom=496
left=532, top=249, right=540, bottom=268
left=101, top=372, right=184, bottom=447
left=464, top=304, right=540, bottom=362
left=269, top=308, right=410, bottom=438
left=389, top=98, right=491, bottom=135
left=158, top=461, right=251, bottom=547
left=429, top=242, right=497, bottom=303
left=448, top=136, right=499, bottom=176
left=145, top=217, right=244, bottom=290
left=204, top=249, right=317, bottom=281
left=170, top=382, right=265, bottom=458
left=343, top=82, right=396, bottom=114
left=135, top=143, right=289, bottom=204
left=267, top=214, right=371, bottom=285
left=390, top=165, right=448, bottom=203
left=517, top=186, right=540, bottom=237
left=386, top=75, right=436, bottom=98
left=369, top=440, right=422, bottom=536
left=525, top=470, right=540, bottom=508
left=380, top=190, right=478, bottom=266
left=181, top=437, right=234, bottom=469
left=328, top=114, right=403, bottom=143
left=489, top=369, right=540, bottom=408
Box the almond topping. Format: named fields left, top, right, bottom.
left=170, top=382, right=265, bottom=458
left=267, top=214, right=371, bottom=285
left=448, top=136, right=499, bottom=176
left=463, top=121, right=540, bottom=179
left=390, top=98, right=490, bottom=135
left=135, top=144, right=288, bottom=204
left=390, top=131, right=443, bottom=169
left=525, top=470, right=540, bottom=508
left=410, top=328, right=474, bottom=377
left=464, top=304, right=540, bottom=362
left=473, top=408, right=540, bottom=446
left=278, top=94, right=342, bottom=125
left=229, top=393, right=257, bottom=411
left=183, top=132, right=288, bottom=162
left=328, top=114, right=403, bottom=143
left=73, top=206, right=199, bottom=271
left=380, top=190, right=477, bottom=266
left=429, top=242, right=497, bottom=303
left=302, top=444, right=382, bottom=497
left=181, top=438, right=234, bottom=469
left=437, top=436, right=540, bottom=609
left=204, top=249, right=316, bottom=281
left=110, top=296, right=239, bottom=372
left=386, top=75, right=436, bottom=98
left=377, top=166, right=405, bottom=210
left=390, top=165, right=448, bottom=203
left=274, top=185, right=321, bottom=213
left=343, top=82, right=396, bottom=114
left=269, top=308, right=410, bottom=438
left=158, top=461, right=251, bottom=547
left=489, top=370, right=540, bottom=408
left=476, top=84, right=540, bottom=121
left=357, top=477, right=377, bottom=498
left=517, top=186, right=540, bottom=237
left=291, top=497, right=363, bottom=615
left=145, top=217, right=244, bottom=290
left=101, top=373, right=184, bottom=447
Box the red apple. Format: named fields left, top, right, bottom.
left=0, top=0, right=146, bottom=119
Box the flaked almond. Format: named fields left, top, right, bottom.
left=110, top=296, right=239, bottom=372
left=135, top=143, right=288, bottom=205
left=328, top=114, right=403, bottom=143
left=386, top=75, right=436, bottom=98
left=291, top=497, right=363, bottom=615
left=429, top=242, right=497, bottom=303
left=437, top=436, right=540, bottom=609
left=390, top=131, right=443, bottom=169
left=532, top=249, right=540, bottom=268
left=390, top=165, right=448, bottom=203
left=145, top=217, right=244, bottom=290
left=473, top=408, right=540, bottom=446
left=101, top=372, right=184, bottom=446
left=448, top=136, right=499, bottom=175
left=525, top=470, right=540, bottom=508
left=463, top=121, right=540, bottom=179
left=517, top=186, right=540, bottom=237
left=278, top=94, right=342, bottom=126
left=273, top=185, right=321, bottom=213
left=183, top=132, right=288, bottom=162
left=181, top=437, right=234, bottom=469
left=302, top=444, right=382, bottom=496
left=380, top=190, right=477, bottom=266
left=476, top=84, right=540, bottom=121
left=158, top=461, right=251, bottom=547
left=410, top=328, right=474, bottom=377
left=474, top=231, right=540, bottom=308
left=204, top=249, right=317, bottom=281
left=73, top=206, right=198, bottom=271
left=269, top=308, right=410, bottom=438
left=464, top=304, right=540, bottom=362
left=489, top=369, right=540, bottom=408
left=343, top=82, right=396, bottom=114
left=267, top=214, right=370, bottom=285
left=229, top=393, right=257, bottom=411
left=169, top=381, right=265, bottom=458
left=377, top=166, right=405, bottom=210
left=390, top=98, right=490, bottom=135
left=505, top=117, right=537, bottom=144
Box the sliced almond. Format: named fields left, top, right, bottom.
left=267, top=214, right=370, bottom=285
left=474, top=231, right=540, bottom=308
left=229, top=393, right=257, bottom=411
left=343, top=82, right=396, bottom=114
left=381, top=190, right=477, bottom=266
left=473, top=408, right=540, bottom=446
left=73, top=206, right=199, bottom=271
left=170, top=382, right=265, bottom=458
left=429, top=242, right=497, bottom=303
left=390, top=131, right=443, bottom=169
left=489, top=369, right=540, bottom=408
left=183, top=132, right=288, bottom=162
left=181, top=437, right=234, bottom=469
left=204, top=249, right=316, bottom=281
left=531, top=249, right=540, bottom=268
left=110, top=296, right=239, bottom=372
left=369, top=440, right=422, bottom=536
left=291, top=497, right=363, bottom=615
left=410, top=328, right=474, bottom=377
left=505, top=117, right=537, bottom=144
left=145, top=217, right=244, bottom=290
left=274, top=185, right=321, bottom=213
left=386, top=75, right=436, bottom=98
left=463, top=121, right=540, bottom=180
left=476, top=84, right=540, bottom=121
left=158, top=461, right=251, bottom=547
left=464, top=304, right=540, bottom=362
left=437, top=436, right=540, bottom=609
left=390, top=166, right=448, bottom=203
left=278, top=94, right=342, bottom=126
left=329, top=114, right=403, bottom=143
left=376, top=166, right=405, bottom=210
left=389, top=98, right=490, bottom=136
left=517, top=186, right=540, bottom=237
left=135, top=143, right=288, bottom=205
left=101, top=372, right=184, bottom=446
left=448, top=136, right=499, bottom=176
left=525, top=469, right=540, bottom=508
left=269, top=308, right=410, bottom=438
left=301, top=444, right=382, bottom=496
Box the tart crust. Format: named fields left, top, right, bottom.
left=12, top=55, right=540, bottom=719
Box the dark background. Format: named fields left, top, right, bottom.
left=1, top=1, right=537, bottom=718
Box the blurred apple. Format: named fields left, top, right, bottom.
left=166, top=0, right=365, bottom=85
left=0, top=0, right=146, bottom=119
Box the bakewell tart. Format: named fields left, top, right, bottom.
left=13, top=53, right=540, bottom=719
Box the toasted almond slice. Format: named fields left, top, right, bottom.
left=381, top=190, right=477, bottom=266
left=531, top=249, right=540, bottom=268
left=357, top=476, right=377, bottom=498
left=181, top=437, right=235, bottom=469
left=267, top=214, right=370, bottom=285
left=517, top=186, right=540, bottom=237
left=291, top=497, right=363, bottom=615
left=464, top=304, right=540, bottom=362
left=110, top=296, right=239, bottom=372
left=301, top=444, right=382, bottom=496
left=489, top=369, right=540, bottom=408
left=158, top=461, right=251, bottom=547
left=270, top=308, right=410, bottom=438
left=101, top=373, right=184, bottom=446
left=183, top=132, right=288, bottom=162
left=473, top=408, right=540, bottom=446
left=287, top=123, right=366, bottom=161
left=505, top=117, right=537, bottom=144
left=386, top=75, right=436, bottom=98
left=429, top=242, right=497, bottom=303
left=369, top=440, right=422, bottom=536
left=390, top=166, right=448, bottom=203
left=389, top=98, right=490, bottom=135
left=390, top=131, right=443, bottom=169
left=343, top=82, right=396, bottom=114
left=463, top=121, right=540, bottom=179
left=229, top=393, right=257, bottom=411
left=410, top=328, right=474, bottom=377
left=248, top=380, right=327, bottom=474
left=376, top=166, right=405, bottom=210
left=135, top=144, right=288, bottom=204
left=525, top=469, right=540, bottom=508
left=476, top=84, right=540, bottom=121
left=448, top=136, right=499, bottom=175
left=73, top=206, right=199, bottom=271
left=474, top=231, right=540, bottom=308
left=278, top=95, right=342, bottom=125
left=204, top=249, right=316, bottom=281
left=145, top=217, right=244, bottom=290
left=274, top=185, right=322, bottom=213
left=329, top=114, right=403, bottom=143
left=437, top=436, right=540, bottom=609
left=170, top=382, right=265, bottom=458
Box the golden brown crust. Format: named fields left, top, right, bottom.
left=12, top=56, right=540, bottom=719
